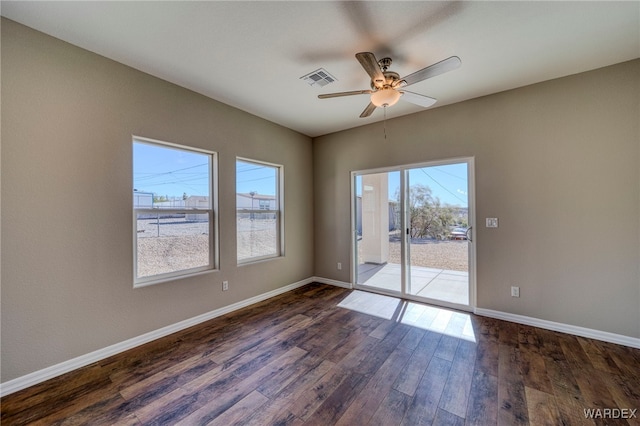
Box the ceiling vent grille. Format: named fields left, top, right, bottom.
left=300, top=68, right=337, bottom=87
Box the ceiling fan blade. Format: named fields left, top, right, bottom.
left=399, top=56, right=461, bottom=87
left=355, top=52, right=385, bottom=88
left=318, top=90, right=372, bottom=99
left=399, top=90, right=437, bottom=108
left=359, top=102, right=377, bottom=118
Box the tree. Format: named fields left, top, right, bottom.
left=402, top=184, right=456, bottom=239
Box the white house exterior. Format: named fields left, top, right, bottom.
left=236, top=193, right=277, bottom=210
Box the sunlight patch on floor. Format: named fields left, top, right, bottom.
left=337, top=290, right=476, bottom=342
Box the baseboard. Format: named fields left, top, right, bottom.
left=474, top=308, right=640, bottom=349
left=0, top=277, right=314, bottom=398
left=312, top=276, right=353, bottom=289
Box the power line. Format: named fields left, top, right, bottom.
left=237, top=176, right=276, bottom=184
left=431, top=166, right=466, bottom=181
left=419, top=168, right=467, bottom=205
left=236, top=165, right=265, bottom=174
left=134, top=162, right=209, bottom=181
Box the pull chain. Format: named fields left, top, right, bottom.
left=383, top=106, right=388, bottom=140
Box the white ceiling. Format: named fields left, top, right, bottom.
left=2, top=1, right=639, bottom=137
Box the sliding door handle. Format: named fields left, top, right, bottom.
left=466, top=226, right=473, bottom=242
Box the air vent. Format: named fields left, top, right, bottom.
left=300, top=68, right=337, bottom=88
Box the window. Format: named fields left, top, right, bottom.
left=133, top=137, right=216, bottom=286
left=236, top=158, right=283, bottom=263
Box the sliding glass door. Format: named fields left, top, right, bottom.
left=353, top=159, right=474, bottom=310
left=354, top=171, right=401, bottom=293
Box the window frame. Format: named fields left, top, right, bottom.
left=236, top=157, right=284, bottom=264
left=133, top=136, right=218, bottom=288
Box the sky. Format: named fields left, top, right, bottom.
left=133, top=142, right=277, bottom=198
left=357, top=163, right=468, bottom=207
left=133, top=141, right=211, bottom=198
left=236, top=160, right=277, bottom=195
left=133, top=141, right=467, bottom=206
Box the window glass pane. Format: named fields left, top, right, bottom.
left=236, top=213, right=278, bottom=261
left=133, top=139, right=214, bottom=283
left=236, top=159, right=280, bottom=262
left=136, top=213, right=210, bottom=278
left=134, top=142, right=211, bottom=209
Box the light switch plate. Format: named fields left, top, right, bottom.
left=486, top=218, right=498, bottom=228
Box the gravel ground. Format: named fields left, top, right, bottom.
left=389, top=239, right=468, bottom=271
left=360, top=233, right=468, bottom=272
left=137, top=235, right=209, bottom=277
left=136, top=217, right=210, bottom=277
left=136, top=218, right=468, bottom=277
left=136, top=217, right=277, bottom=277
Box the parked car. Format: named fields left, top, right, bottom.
left=450, top=227, right=468, bottom=240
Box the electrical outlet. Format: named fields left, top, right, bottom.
left=337, top=262, right=342, bottom=270
left=222, top=281, right=229, bottom=291
left=511, top=286, right=520, bottom=297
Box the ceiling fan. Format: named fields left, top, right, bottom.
left=318, top=52, right=461, bottom=118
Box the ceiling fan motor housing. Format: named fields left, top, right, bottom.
left=371, top=71, right=401, bottom=90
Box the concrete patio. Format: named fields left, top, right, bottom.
left=357, top=262, right=469, bottom=306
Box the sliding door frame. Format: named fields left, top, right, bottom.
left=350, top=156, right=476, bottom=311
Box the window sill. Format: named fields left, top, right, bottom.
left=134, top=268, right=218, bottom=288
left=237, top=255, right=284, bottom=267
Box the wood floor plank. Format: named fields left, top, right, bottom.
left=475, top=338, right=500, bottom=377
left=518, top=324, right=543, bottom=350
left=535, top=328, right=567, bottom=362
left=288, top=365, right=354, bottom=421
left=241, top=359, right=335, bottom=426
left=465, top=369, right=498, bottom=425
left=1, top=366, right=116, bottom=425
left=525, top=386, right=561, bottom=426
left=194, top=390, right=268, bottom=426
left=499, top=321, right=519, bottom=347
left=401, top=355, right=452, bottom=425
left=324, top=326, right=375, bottom=364
left=398, top=326, right=426, bottom=350
left=255, top=352, right=324, bottom=398
left=596, top=370, right=640, bottom=412
left=497, top=344, right=529, bottom=425
left=559, top=335, right=620, bottom=415
left=119, top=353, right=216, bottom=401
left=133, top=387, right=190, bottom=424
left=3, top=283, right=639, bottom=426
left=576, top=336, right=624, bottom=375
left=439, top=339, right=477, bottom=418
left=32, top=393, right=129, bottom=426
left=304, top=372, right=369, bottom=424
left=335, top=345, right=413, bottom=425
left=433, top=408, right=465, bottom=426
left=544, top=358, right=594, bottom=426
left=1, top=363, right=108, bottom=415
left=393, top=330, right=441, bottom=396
left=433, top=333, right=460, bottom=362
left=518, top=345, right=554, bottom=394
left=207, top=313, right=312, bottom=363
left=367, top=388, right=411, bottom=426
left=176, top=346, right=309, bottom=425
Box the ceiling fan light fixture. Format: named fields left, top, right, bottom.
left=370, top=88, right=401, bottom=107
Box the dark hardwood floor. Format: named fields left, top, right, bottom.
left=2, top=283, right=639, bottom=425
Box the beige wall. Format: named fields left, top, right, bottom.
left=314, top=59, right=640, bottom=339
left=1, top=19, right=314, bottom=382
